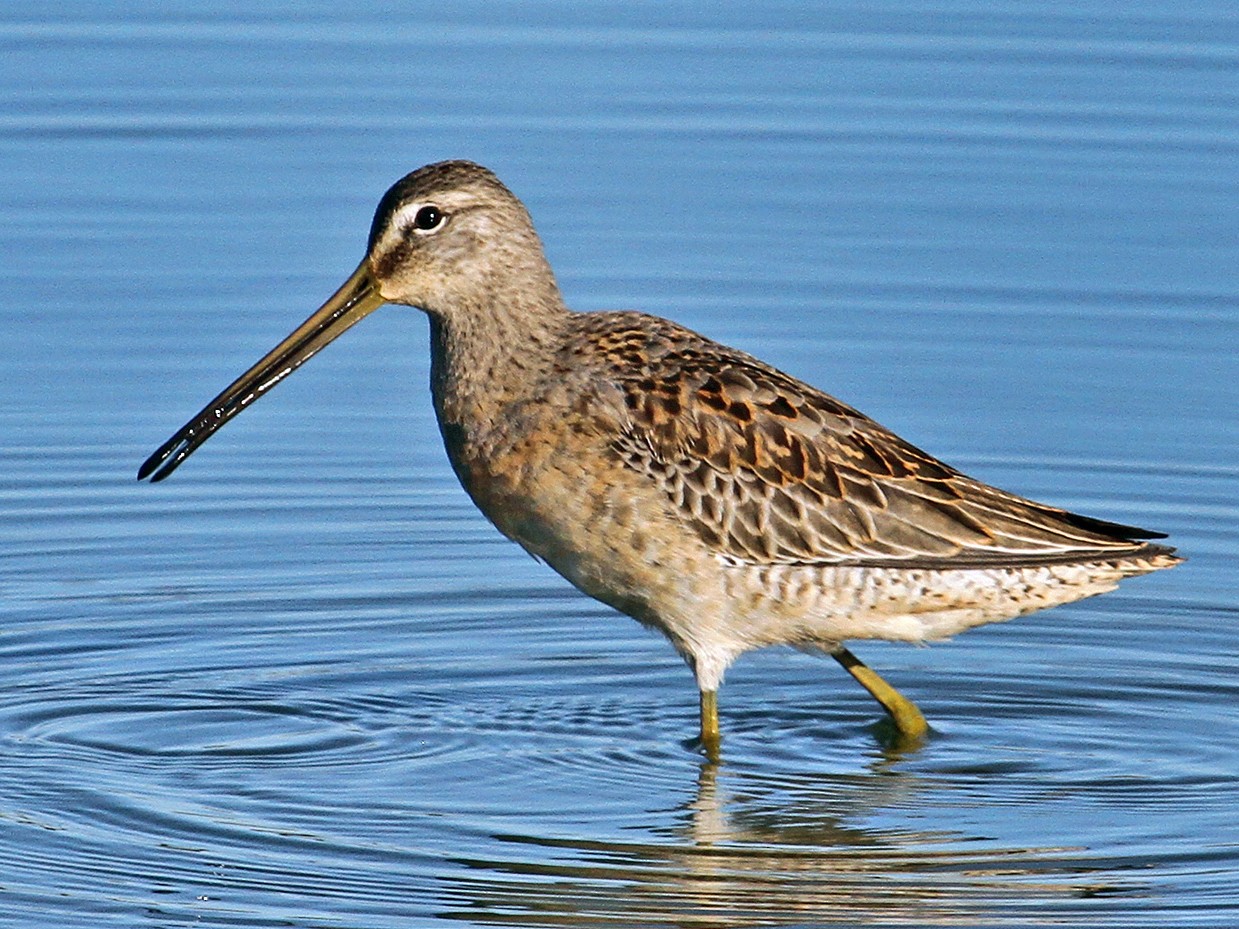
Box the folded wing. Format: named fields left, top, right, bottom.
left=597, top=316, right=1162, bottom=569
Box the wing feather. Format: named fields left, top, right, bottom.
left=583, top=313, right=1161, bottom=568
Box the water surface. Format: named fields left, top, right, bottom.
left=1, top=3, right=1236, bottom=926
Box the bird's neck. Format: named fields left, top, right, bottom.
left=426, top=292, right=570, bottom=435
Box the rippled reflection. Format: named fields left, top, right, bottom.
left=442, top=760, right=1149, bottom=927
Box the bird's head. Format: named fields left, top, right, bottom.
left=138, top=160, right=557, bottom=482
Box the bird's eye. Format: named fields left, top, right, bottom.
left=412, top=205, right=445, bottom=232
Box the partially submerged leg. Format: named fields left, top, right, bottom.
left=832, top=646, right=928, bottom=738
left=699, top=689, right=721, bottom=761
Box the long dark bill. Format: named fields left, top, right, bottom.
left=137, top=260, right=386, bottom=482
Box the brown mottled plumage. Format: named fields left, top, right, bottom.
left=576, top=311, right=1169, bottom=568
left=139, top=160, right=1180, bottom=757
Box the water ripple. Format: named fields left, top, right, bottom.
left=3, top=2, right=1237, bottom=925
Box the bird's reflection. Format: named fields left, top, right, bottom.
left=439, top=748, right=1140, bottom=926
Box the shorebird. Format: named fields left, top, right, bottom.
left=139, top=160, right=1180, bottom=758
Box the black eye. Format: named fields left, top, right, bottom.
left=413, top=205, right=444, bottom=231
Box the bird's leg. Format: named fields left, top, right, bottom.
left=831, top=646, right=928, bottom=738
left=699, top=689, right=721, bottom=761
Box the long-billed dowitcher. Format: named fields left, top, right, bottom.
left=139, top=160, right=1180, bottom=757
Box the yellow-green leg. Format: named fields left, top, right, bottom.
left=832, top=646, right=928, bottom=739
left=699, top=689, right=721, bottom=761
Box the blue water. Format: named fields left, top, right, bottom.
left=2, top=3, right=1237, bottom=926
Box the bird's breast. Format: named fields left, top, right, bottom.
left=437, top=405, right=707, bottom=624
